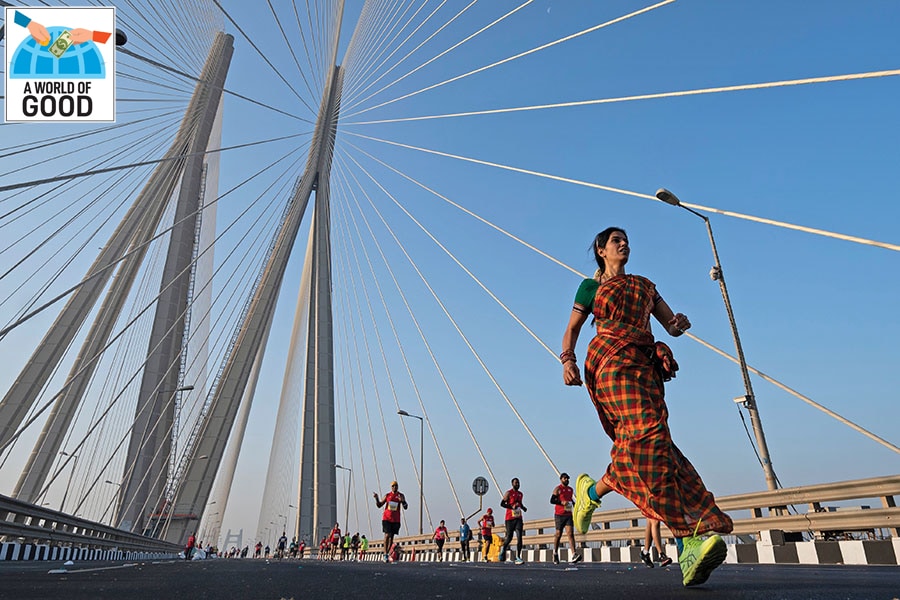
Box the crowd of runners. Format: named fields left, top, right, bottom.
left=234, top=472, right=679, bottom=571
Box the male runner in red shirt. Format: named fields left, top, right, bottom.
left=327, top=523, right=341, bottom=560
left=551, top=472, right=582, bottom=564
left=373, top=480, right=408, bottom=563
left=500, top=477, right=527, bottom=564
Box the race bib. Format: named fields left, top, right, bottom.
left=564, top=501, right=574, bottom=511
left=388, top=500, right=399, bottom=511
left=511, top=508, right=522, bottom=518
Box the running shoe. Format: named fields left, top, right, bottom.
left=514, top=557, right=524, bottom=565
left=573, top=474, right=600, bottom=534
left=569, top=553, right=583, bottom=565
left=659, top=553, right=673, bottom=567
left=679, top=534, right=727, bottom=587
left=640, top=550, right=655, bottom=568
left=552, top=552, right=559, bottom=564
left=383, top=553, right=389, bottom=563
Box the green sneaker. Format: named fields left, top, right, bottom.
left=573, top=474, right=600, bottom=534
left=679, top=534, right=727, bottom=587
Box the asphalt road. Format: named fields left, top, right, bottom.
left=0, top=558, right=897, bottom=600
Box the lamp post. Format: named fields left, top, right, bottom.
left=287, top=503, right=297, bottom=537
left=58, top=451, right=78, bottom=511
left=334, top=465, right=351, bottom=531
left=655, top=187, right=778, bottom=491
left=397, top=409, right=424, bottom=534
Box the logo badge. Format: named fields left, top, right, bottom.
left=4, top=7, right=116, bottom=122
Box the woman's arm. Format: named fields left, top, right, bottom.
left=562, top=307, right=589, bottom=385
left=651, top=297, right=691, bottom=337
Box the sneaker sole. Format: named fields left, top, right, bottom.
left=683, top=536, right=727, bottom=587
left=573, top=474, right=598, bottom=534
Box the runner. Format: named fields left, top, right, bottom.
left=184, top=532, right=196, bottom=561
left=341, top=532, right=351, bottom=561
left=499, top=477, right=528, bottom=564
left=562, top=227, right=733, bottom=586
left=550, top=472, right=582, bottom=564
left=642, top=518, right=673, bottom=568
left=431, top=519, right=449, bottom=562
left=359, top=534, right=369, bottom=561
left=373, top=480, right=408, bottom=563
left=459, top=518, right=473, bottom=562
left=478, top=508, right=495, bottom=562
left=389, top=541, right=402, bottom=563
left=327, top=523, right=341, bottom=561
left=351, top=533, right=360, bottom=562
left=277, top=531, right=287, bottom=559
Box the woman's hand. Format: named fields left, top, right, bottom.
left=563, top=361, right=582, bottom=386
left=668, top=313, right=691, bottom=336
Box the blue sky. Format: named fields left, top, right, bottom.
left=1, top=1, right=898, bottom=546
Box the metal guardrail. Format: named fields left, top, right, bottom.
left=370, top=474, right=900, bottom=552
left=7, top=475, right=893, bottom=557
left=0, top=494, right=183, bottom=553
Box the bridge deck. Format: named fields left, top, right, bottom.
left=0, top=558, right=895, bottom=600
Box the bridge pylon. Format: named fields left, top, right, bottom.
left=167, top=2, right=349, bottom=545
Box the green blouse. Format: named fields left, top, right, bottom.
left=573, top=278, right=599, bottom=310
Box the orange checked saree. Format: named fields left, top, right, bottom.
left=580, top=274, right=732, bottom=537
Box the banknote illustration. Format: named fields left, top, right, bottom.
left=49, top=30, right=73, bottom=58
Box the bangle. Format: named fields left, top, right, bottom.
left=559, top=350, right=576, bottom=364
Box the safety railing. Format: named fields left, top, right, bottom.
left=0, top=494, right=183, bottom=554
left=369, top=474, right=900, bottom=554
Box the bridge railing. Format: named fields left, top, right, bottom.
left=369, top=474, right=900, bottom=554
left=0, top=493, right=183, bottom=554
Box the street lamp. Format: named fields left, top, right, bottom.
left=285, top=504, right=297, bottom=537
left=397, top=409, right=424, bottom=534
left=334, top=465, right=352, bottom=532
left=655, top=187, right=778, bottom=490
left=58, top=451, right=78, bottom=511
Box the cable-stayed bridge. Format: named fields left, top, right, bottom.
left=0, top=0, right=897, bottom=564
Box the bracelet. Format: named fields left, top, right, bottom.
left=559, top=350, right=577, bottom=364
